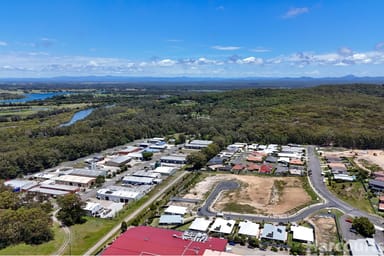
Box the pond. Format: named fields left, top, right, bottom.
left=60, top=108, right=94, bottom=127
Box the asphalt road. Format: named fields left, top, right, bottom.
left=197, top=146, right=384, bottom=228
left=83, top=171, right=189, bottom=256
left=307, top=146, right=384, bottom=227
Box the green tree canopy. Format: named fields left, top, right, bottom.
left=57, top=194, right=86, bottom=226
left=352, top=217, right=375, bottom=237
left=186, top=151, right=207, bottom=170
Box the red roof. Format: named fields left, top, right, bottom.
left=247, top=163, right=260, bottom=171
left=246, top=155, right=263, bottom=163
left=232, top=164, right=245, bottom=171
left=259, top=164, right=273, bottom=173
left=379, top=203, right=384, bottom=211
left=102, top=226, right=227, bottom=256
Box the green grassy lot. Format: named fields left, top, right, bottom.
left=0, top=103, right=89, bottom=117
left=63, top=217, right=117, bottom=255
left=328, top=181, right=374, bottom=214
left=0, top=224, right=65, bottom=255
left=222, top=202, right=258, bottom=214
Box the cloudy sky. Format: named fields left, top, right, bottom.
left=0, top=0, right=384, bottom=78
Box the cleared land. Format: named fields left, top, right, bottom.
left=310, top=215, right=338, bottom=250
left=322, top=149, right=384, bottom=172
left=184, top=174, right=312, bottom=215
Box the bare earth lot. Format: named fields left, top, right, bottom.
left=310, top=215, right=338, bottom=251
left=184, top=174, right=311, bottom=216
left=323, top=149, right=384, bottom=171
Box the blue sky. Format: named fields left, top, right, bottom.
left=0, top=0, right=383, bottom=78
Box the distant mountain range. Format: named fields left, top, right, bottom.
left=0, top=75, right=383, bottom=89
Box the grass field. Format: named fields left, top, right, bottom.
left=0, top=103, right=89, bottom=117
left=0, top=224, right=65, bottom=255
left=63, top=217, right=117, bottom=255
left=328, top=181, right=374, bottom=214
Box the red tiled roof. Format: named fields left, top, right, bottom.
left=102, top=226, right=227, bottom=255
left=247, top=164, right=260, bottom=171
left=232, top=164, right=245, bottom=171
left=259, top=164, right=273, bottom=173
left=251, top=151, right=267, bottom=157
left=247, top=155, right=263, bottom=163
left=289, top=159, right=304, bottom=165
left=374, top=171, right=384, bottom=178
left=379, top=203, right=384, bottom=211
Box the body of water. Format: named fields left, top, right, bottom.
left=0, top=92, right=68, bottom=104
left=60, top=108, right=94, bottom=127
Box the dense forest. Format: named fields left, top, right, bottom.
left=0, top=184, right=53, bottom=249
left=0, top=83, right=384, bottom=179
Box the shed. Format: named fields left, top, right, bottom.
left=189, top=218, right=212, bottom=232
left=159, top=215, right=184, bottom=225
left=291, top=225, right=314, bottom=243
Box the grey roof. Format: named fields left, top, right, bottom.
left=28, top=187, right=69, bottom=196
left=275, top=165, right=289, bottom=174
left=160, top=155, right=187, bottom=162
left=369, top=179, right=384, bottom=188
left=159, top=214, right=183, bottom=224
left=265, top=156, right=277, bottom=163
left=107, top=155, right=132, bottom=164
left=122, top=176, right=154, bottom=184
left=261, top=224, right=287, bottom=241
left=189, top=140, right=213, bottom=145
left=70, top=168, right=107, bottom=177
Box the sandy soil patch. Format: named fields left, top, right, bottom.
left=184, top=174, right=311, bottom=215
left=310, top=215, right=338, bottom=248
left=322, top=148, right=384, bottom=172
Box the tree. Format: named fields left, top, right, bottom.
left=95, top=175, right=105, bottom=187
left=176, top=134, right=186, bottom=144
left=142, top=151, right=153, bottom=161
left=57, top=194, right=86, bottom=226
left=186, top=151, right=207, bottom=170
left=120, top=221, right=128, bottom=233
left=352, top=217, right=375, bottom=237
left=290, top=242, right=306, bottom=255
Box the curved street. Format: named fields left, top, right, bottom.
left=197, top=146, right=384, bottom=228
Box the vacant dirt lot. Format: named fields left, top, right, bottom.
left=323, top=149, right=384, bottom=171
left=184, top=174, right=311, bottom=215
left=310, top=215, right=338, bottom=250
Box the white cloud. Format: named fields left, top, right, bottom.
left=0, top=47, right=384, bottom=78
left=156, top=59, right=176, bottom=67
left=250, top=47, right=271, bottom=53
left=212, top=45, right=241, bottom=51
left=338, top=47, right=353, bottom=56
left=37, top=38, right=56, bottom=48
left=375, top=42, right=384, bottom=51
left=216, top=5, right=225, bottom=11
left=283, top=7, right=309, bottom=18
left=237, top=56, right=264, bottom=65
left=0, top=41, right=7, bottom=46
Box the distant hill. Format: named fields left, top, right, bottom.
left=0, top=75, right=383, bottom=89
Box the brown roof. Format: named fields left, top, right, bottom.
left=374, top=171, right=384, bottom=178
left=247, top=155, right=263, bottom=163
left=328, top=162, right=346, bottom=169
left=379, top=203, right=384, bottom=211
left=247, top=164, right=260, bottom=171
left=290, top=159, right=304, bottom=165
left=232, top=164, right=245, bottom=171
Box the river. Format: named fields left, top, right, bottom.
left=0, top=92, right=69, bottom=104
